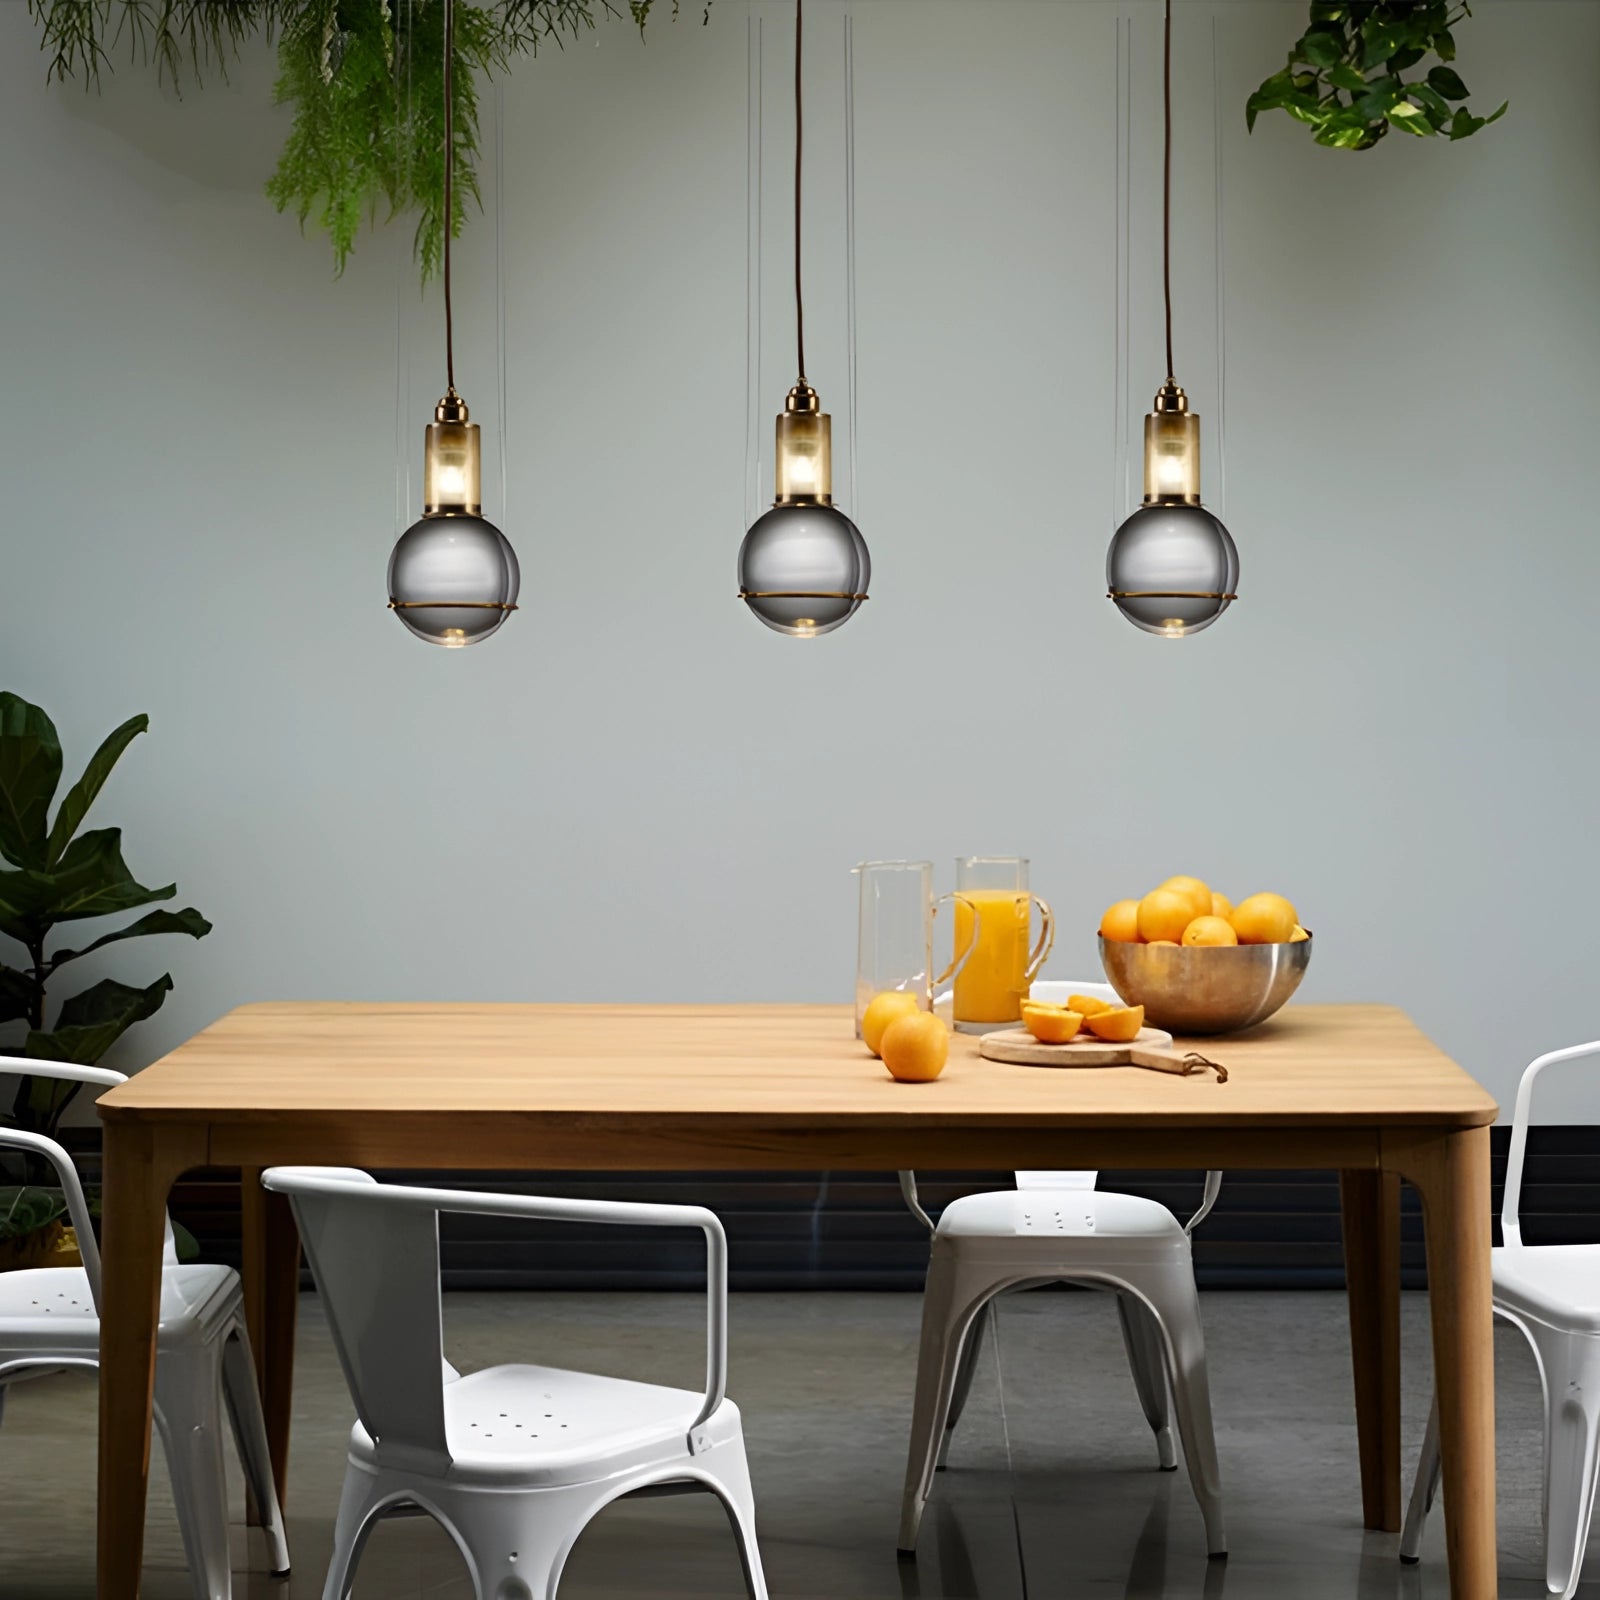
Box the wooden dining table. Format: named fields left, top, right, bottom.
left=94, top=1000, right=1498, bottom=1598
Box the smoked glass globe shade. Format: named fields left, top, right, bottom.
left=388, top=513, right=520, bottom=647
left=1106, top=502, right=1238, bottom=638
left=738, top=503, right=869, bottom=638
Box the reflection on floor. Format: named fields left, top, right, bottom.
left=0, top=1288, right=1576, bottom=1597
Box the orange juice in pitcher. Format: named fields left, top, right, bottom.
left=951, top=858, right=1054, bottom=1032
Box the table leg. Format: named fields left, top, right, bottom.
left=1340, top=1168, right=1403, bottom=1530
left=1388, top=1127, right=1495, bottom=1600
left=98, top=1122, right=202, bottom=1600
left=241, top=1167, right=300, bottom=1513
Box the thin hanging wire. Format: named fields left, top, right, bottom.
left=1211, top=15, right=1229, bottom=521
left=1112, top=10, right=1132, bottom=527
left=743, top=11, right=764, bottom=531
left=444, top=0, right=457, bottom=393
left=792, top=0, right=806, bottom=385
left=496, top=74, right=509, bottom=528
left=1161, top=0, right=1174, bottom=383
left=843, top=9, right=858, bottom=516
left=395, top=0, right=414, bottom=532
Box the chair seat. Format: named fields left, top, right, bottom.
left=347, top=1363, right=744, bottom=1489
left=0, top=1264, right=240, bottom=1359
left=935, top=1186, right=1190, bottom=1261
left=1495, top=1245, right=1600, bottom=1333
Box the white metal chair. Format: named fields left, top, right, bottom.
left=261, top=1165, right=767, bottom=1600
left=1401, top=1040, right=1600, bottom=1598
left=897, top=981, right=1226, bottom=1559
left=0, top=1058, right=289, bottom=1600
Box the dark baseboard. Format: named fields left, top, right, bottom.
left=141, top=1124, right=1591, bottom=1291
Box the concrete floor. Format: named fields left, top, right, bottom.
left=0, top=1288, right=1579, bottom=1598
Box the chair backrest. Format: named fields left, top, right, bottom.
left=1502, top=1041, right=1600, bottom=1248
left=261, top=1167, right=451, bottom=1465
left=1014, top=980, right=1121, bottom=1192
left=0, top=1059, right=178, bottom=1310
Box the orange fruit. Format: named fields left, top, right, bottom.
left=1290, top=925, right=1310, bottom=943
left=1161, top=876, right=1213, bottom=923
left=862, top=990, right=922, bottom=1057
left=1147, top=939, right=1180, bottom=947
left=1210, top=892, right=1234, bottom=921
left=1137, top=889, right=1192, bottom=945
left=1099, top=899, right=1142, bottom=943
left=1230, top=893, right=1299, bottom=945
left=1182, top=915, right=1238, bottom=948
left=880, top=1011, right=950, bottom=1082
left=1068, top=994, right=1115, bottom=1017
left=1083, top=1004, right=1145, bottom=1042
left=1021, top=1003, right=1084, bottom=1044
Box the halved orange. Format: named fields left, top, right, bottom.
left=1083, top=1004, right=1145, bottom=1043
left=1021, top=1003, right=1084, bottom=1044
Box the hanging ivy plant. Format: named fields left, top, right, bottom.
left=29, top=1, right=706, bottom=280
left=1248, top=2, right=1505, bottom=151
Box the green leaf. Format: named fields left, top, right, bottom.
left=1328, top=64, right=1366, bottom=92
left=46, top=714, right=147, bottom=866
left=1428, top=65, right=1470, bottom=100
left=26, top=974, right=174, bottom=1068
left=0, top=829, right=175, bottom=946
left=0, top=1187, right=67, bottom=1243
left=1299, top=30, right=1345, bottom=69
left=1389, top=100, right=1425, bottom=118
left=0, top=695, right=62, bottom=871
left=1433, top=26, right=1456, bottom=61
left=1361, top=19, right=1402, bottom=69
left=1410, top=81, right=1454, bottom=129
left=49, top=907, right=211, bottom=971
left=1484, top=100, right=1509, bottom=126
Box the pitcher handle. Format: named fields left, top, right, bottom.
left=932, top=893, right=980, bottom=989
left=1024, top=894, right=1056, bottom=984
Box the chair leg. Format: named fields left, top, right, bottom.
left=154, top=1347, right=235, bottom=1600
left=321, top=1469, right=386, bottom=1600
left=899, top=1249, right=994, bottom=1555
left=707, top=1438, right=772, bottom=1600
left=220, top=1324, right=291, bottom=1575
left=1117, top=1291, right=1178, bottom=1472
left=445, top=1481, right=602, bottom=1600
left=936, top=1301, right=991, bottom=1470
left=1530, top=1324, right=1600, bottom=1600
left=1136, top=1263, right=1227, bottom=1558
left=1399, top=1394, right=1441, bottom=1564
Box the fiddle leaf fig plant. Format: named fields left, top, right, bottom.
left=1248, top=2, right=1505, bottom=151
left=0, top=694, right=210, bottom=1135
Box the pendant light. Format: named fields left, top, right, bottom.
left=737, top=0, right=869, bottom=639
left=388, top=0, right=519, bottom=648
left=1106, top=0, right=1237, bottom=639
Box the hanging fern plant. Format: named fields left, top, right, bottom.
left=30, top=1, right=705, bottom=280
left=1248, top=2, right=1505, bottom=151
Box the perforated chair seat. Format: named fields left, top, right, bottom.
left=0, top=1264, right=238, bottom=1355
left=935, top=1188, right=1190, bottom=1260
left=348, top=1364, right=745, bottom=1489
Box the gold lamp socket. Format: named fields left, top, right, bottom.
left=424, top=388, right=482, bottom=517
left=1142, top=380, right=1201, bottom=507
left=774, top=382, right=833, bottom=506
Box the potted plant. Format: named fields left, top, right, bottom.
left=0, top=693, right=210, bottom=1267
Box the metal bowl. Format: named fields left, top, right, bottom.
left=1098, top=934, right=1312, bottom=1036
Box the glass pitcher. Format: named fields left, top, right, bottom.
left=951, top=856, right=1056, bottom=1032
left=853, top=861, right=977, bottom=1038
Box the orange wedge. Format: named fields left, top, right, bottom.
left=1083, top=1004, right=1145, bottom=1043
left=1068, top=994, right=1115, bottom=1018
left=1021, top=1003, right=1084, bottom=1044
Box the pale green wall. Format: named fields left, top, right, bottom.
left=3, top=2, right=1596, bottom=1116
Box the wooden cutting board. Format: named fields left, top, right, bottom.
left=979, top=1025, right=1176, bottom=1068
